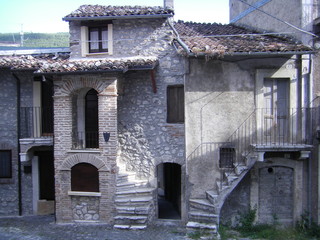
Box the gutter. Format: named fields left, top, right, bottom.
left=12, top=72, right=22, bottom=216
left=63, top=14, right=173, bottom=21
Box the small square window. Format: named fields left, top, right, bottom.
left=219, top=147, right=235, bottom=168
left=167, top=85, right=184, bottom=123
left=0, top=150, right=12, bottom=178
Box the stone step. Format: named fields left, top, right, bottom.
left=116, top=180, right=148, bottom=190
left=115, top=196, right=153, bottom=206
left=205, top=190, right=218, bottom=205
left=216, top=181, right=228, bottom=194
left=189, top=210, right=218, bottom=223
left=189, top=199, right=215, bottom=212
left=186, top=221, right=217, bottom=232
left=116, top=206, right=149, bottom=215
left=114, top=215, right=148, bottom=224
left=114, top=224, right=147, bottom=230
left=235, top=164, right=248, bottom=175
left=116, top=188, right=155, bottom=197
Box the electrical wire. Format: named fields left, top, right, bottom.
left=235, top=0, right=319, bottom=38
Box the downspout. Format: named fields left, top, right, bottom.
left=166, top=19, right=191, bottom=54
left=12, top=72, right=22, bottom=216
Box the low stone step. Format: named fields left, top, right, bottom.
left=189, top=210, right=218, bottom=223
left=189, top=199, right=215, bottom=212
left=235, top=165, right=248, bottom=175
left=216, top=181, right=228, bottom=194
left=116, top=206, right=149, bottom=215
left=115, top=196, right=153, bottom=206
left=116, top=188, right=155, bottom=197
left=116, top=180, right=148, bottom=189
left=114, top=224, right=147, bottom=230
left=205, top=190, right=218, bottom=205
left=114, top=215, right=148, bottom=224
left=186, top=221, right=217, bottom=232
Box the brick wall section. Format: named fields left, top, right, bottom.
left=54, top=74, right=118, bottom=223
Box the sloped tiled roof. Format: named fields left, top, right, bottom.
left=63, top=5, right=174, bottom=20
left=174, top=21, right=312, bottom=57
left=0, top=54, right=158, bottom=73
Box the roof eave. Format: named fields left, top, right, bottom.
left=63, top=14, right=173, bottom=21
left=186, top=50, right=315, bottom=58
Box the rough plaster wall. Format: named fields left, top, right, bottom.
left=185, top=59, right=255, bottom=198
left=220, top=173, right=251, bottom=226
left=0, top=70, right=19, bottom=216
left=230, top=0, right=302, bottom=38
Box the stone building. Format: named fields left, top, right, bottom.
left=230, top=0, right=320, bottom=224
left=0, top=0, right=318, bottom=234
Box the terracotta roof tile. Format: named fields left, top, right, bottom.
left=174, top=21, right=311, bottom=56
left=0, top=54, right=158, bottom=73
left=64, top=5, right=174, bottom=19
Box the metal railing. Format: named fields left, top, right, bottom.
left=187, top=106, right=320, bottom=170
left=20, top=107, right=53, bottom=138
left=72, top=131, right=99, bottom=149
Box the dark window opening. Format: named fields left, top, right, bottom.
left=0, top=150, right=12, bottom=178
left=89, top=27, right=108, bottom=53
left=85, top=89, right=99, bottom=148
left=167, top=85, right=184, bottom=123
left=41, top=79, right=54, bottom=135
left=71, top=163, right=99, bottom=192
left=157, top=163, right=181, bottom=219
left=219, top=147, right=235, bottom=168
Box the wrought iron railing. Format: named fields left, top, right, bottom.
left=72, top=131, right=99, bottom=149
left=20, top=107, right=53, bottom=138
left=187, top=106, right=320, bottom=173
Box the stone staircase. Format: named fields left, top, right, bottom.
left=114, top=171, right=156, bottom=230
left=187, top=153, right=258, bottom=232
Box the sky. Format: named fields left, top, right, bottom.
left=0, top=0, right=229, bottom=33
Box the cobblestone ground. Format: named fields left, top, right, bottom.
left=0, top=215, right=190, bottom=240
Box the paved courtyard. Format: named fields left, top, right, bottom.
left=0, top=215, right=190, bottom=240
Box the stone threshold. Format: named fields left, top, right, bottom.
left=68, top=191, right=101, bottom=197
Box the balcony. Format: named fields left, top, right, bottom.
left=72, top=131, right=99, bottom=149
left=20, top=107, right=53, bottom=139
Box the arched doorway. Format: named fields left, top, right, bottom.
left=157, top=163, right=181, bottom=219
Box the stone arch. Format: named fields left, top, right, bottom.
left=59, top=154, right=109, bottom=171
left=59, top=75, right=117, bottom=96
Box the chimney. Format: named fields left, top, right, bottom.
left=164, top=0, right=174, bottom=9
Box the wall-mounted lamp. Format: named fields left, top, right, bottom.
left=103, top=132, right=110, bottom=142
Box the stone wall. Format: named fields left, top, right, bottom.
left=72, top=196, right=100, bottom=221
left=0, top=70, right=34, bottom=216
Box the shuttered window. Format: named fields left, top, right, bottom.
left=0, top=150, right=12, bottom=178
left=167, top=85, right=184, bottom=123
left=71, top=163, right=99, bottom=192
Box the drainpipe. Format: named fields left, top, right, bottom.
left=12, top=72, right=22, bottom=216
left=166, top=19, right=191, bottom=54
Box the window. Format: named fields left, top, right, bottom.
left=219, top=147, right=235, bottom=168
left=89, top=27, right=108, bottom=53
left=167, top=85, right=184, bottom=123
left=71, top=163, right=99, bottom=192
left=81, top=23, right=113, bottom=56
left=0, top=150, right=12, bottom=178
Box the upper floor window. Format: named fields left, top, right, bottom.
left=81, top=21, right=113, bottom=56
left=167, top=85, right=184, bottom=123
left=0, top=150, right=12, bottom=178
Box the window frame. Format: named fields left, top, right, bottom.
left=167, top=85, right=185, bottom=123
left=81, top=21, right=113, bottom=57
left=0, top=150, right=12, bottom=178
left=219, top=147, right=235, bottom=168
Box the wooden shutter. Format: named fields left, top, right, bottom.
left=71, top=163, right=99, bottom=192
left=0, top=150, right=11, bottom=178
left=167, top=85, right=184, bottom=123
